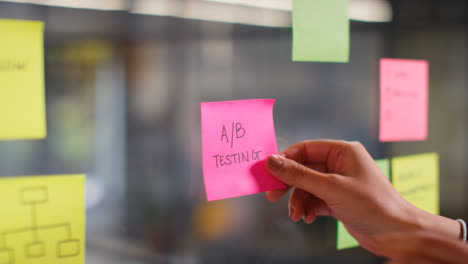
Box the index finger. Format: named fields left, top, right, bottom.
left=265, top=161, right=329, bottom=202
left=282, top=139, right=348, bottom=164
left=265, top=187, right=290, bottom=202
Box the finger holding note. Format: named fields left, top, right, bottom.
left=264, top=140, right=461, bottom=248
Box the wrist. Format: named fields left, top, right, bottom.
left=413, top=207, right=461, bottom=241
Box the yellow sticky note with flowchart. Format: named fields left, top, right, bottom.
left=392, top=153, right=439, bottom=215
left=0, top=19, right=46, bottom=140
left=0, top=175, right=85, bottom=264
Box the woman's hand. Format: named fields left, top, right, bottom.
left=264, top=140, right=460, bottom=247
left=371, top=232, right=468, bottom=264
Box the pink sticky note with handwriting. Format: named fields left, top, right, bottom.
left=201, top=99, right=285, bottom=201
left=380, top=58, right=429, bottom=142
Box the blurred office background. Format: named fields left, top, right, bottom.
left=0, top=0, right=466, bottom=263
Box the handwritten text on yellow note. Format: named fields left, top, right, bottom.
left=392, top=153, right=439, bottom=215
left=0, top=175, right=85, bottom=264
left=0, top=19, right=46, bottom=140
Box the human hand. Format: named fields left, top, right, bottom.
left=369, top=232, right=468, bottom=264
left=264, top=140, right=460, bottom=246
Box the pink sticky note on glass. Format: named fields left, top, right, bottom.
left=201, top=99, right=286, bottom=201
left=380, top=58, right=429, bottom=142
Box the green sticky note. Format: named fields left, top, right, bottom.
left=392, top=153, right=439, bottom=215
left=292, top=0, right=349, bottom=62
left=376, top=159, right=390, bottom=178
left=337, top=159, right=390, bottom=250
left=336, top=221, right=358, bottom=250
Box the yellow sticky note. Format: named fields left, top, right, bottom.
left=337, top=159, right=390, bottom=250
left=392, top=153, right=439, bottom=215
left=0, top=175, right=85, bottom=264
left=0, top=19, right=46, bottom=140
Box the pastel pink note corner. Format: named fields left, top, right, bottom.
left=379, top=58, right=429, bottom=142
left=201, top=99, right=286, bottom=201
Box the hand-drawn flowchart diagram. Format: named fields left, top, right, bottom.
left=0, top=175, right=85, bottom=264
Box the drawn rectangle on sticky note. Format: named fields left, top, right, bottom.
left=337, top=159, right=390, bottom=250
left=292, top=0, right=349, bottom=62
left=0, top=19, right=46, bottom=140
left=392, top=153, right=439, bottom=215
left=380, top=58, right=428, bottom=142
left=201, top=99, right=285, bottom=201
left=0, top=174, right=85, bottom=264
left=21, top=187, right=48, bottom=204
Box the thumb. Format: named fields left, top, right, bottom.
left=265, top=155, right=336, bottom=200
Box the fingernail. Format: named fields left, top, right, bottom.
left=268, top=155, right=283, bottom=171
left=305, top=213, right=314, bottom=224
left=289, top=206, right=294, bottom=218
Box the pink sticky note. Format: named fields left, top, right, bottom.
left=380, top=58, right=429, bottom=142
left=201, top=99, right=286, bottom=201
